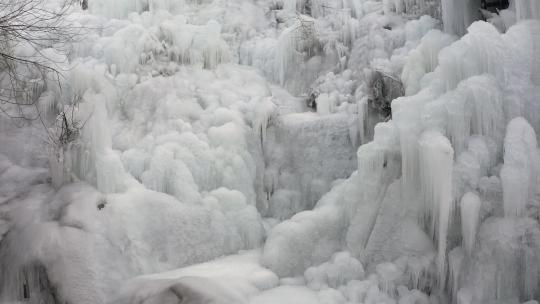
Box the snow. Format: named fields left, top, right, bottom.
left=304, top=251, right=365, bottom=290
left=261, top=193, right=348, bottom=277
left=1, top=182, right=265, bottom=303
left=251, top=285, right=321, bottom=304
left=114, top=250, right=278, bottom=304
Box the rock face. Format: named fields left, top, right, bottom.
left=263, top=112, right=358, bottom=219
left=482, top=0, right=510, bottom=12
left=368, top=70, right=404, bottom=120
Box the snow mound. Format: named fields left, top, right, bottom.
left=114, top=250, right=278, bottom=304
left=304, top=251, right=365, bottom=290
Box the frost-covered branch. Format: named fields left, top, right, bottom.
left=0, top=0, right=90, bottom=153
left=0, top=0, right=83, bottom=122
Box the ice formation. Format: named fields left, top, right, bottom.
left=460, top=192, right=481, bottom=254
left=1, top=0, right=540, bottom=304
left=501, top=117, right=539, bottom=218
left=263, top=3, right=540, bottom=304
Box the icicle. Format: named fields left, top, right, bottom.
left=283, top=0, right=300, bottom=13
left=401, top=30, right=456, bottom=96
left=357, top=97, right=368, bottom=145
left=515, top=0, right=540, bottom=21
left=275, top=16, right=316, bottom=86
left=444, top=75, right=505, bottom=156
left=523, top=242, right=539, bottom=301
left=89, top=94, right=112, bottom=153
left=460, top=192, right=481, bottom=255
left=463, top=76, right=505, bottom=149
left=201, top=20, right=230, bottom=69
left=276, top=26, right=297, bottom=86
left=445, top=90, right=471, bottom=154
left=399, top=254, right=435, bottom=292
left=500, top=117, right=538, bottom=217
left=448, top=247, right=465, bottom=303
left=418, top=131, right=453, bottom=236
left=253, top=97, right=276, bottom=147
left=95, top=149, right=126, bottom=194
left=441, top=0, right=481, bottom=36
left=393, top=90, right=437, bottom=200
left=418, top=131, right=454, bottom=287
left=456, top=288, right=473, bottom=304
left=348, top=110, right=359, bottom=148
left=376, top=262, right=402, bottom=296
left=0, top=262, right=57, bottom=304
left=317, top=93, right=338, bottom=115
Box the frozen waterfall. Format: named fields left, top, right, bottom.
left=1, top=0, right=540, bottom=304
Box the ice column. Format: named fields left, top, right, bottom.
left=460, top=192, right=481, bottom=255
left=418, top=130, right=454, bottom=286
left=500, top=117, right=538, bottom=217
left=515, top=0, right=540, bottom=21
left=441, top=0, right=481, bottom=36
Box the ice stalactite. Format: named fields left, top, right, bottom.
left=350, top=144, right=391, bottom=250
left=49, top=79, right=129, bottom=192
left=459, top=192, right=481, bottom=255
left=401, top=30, right=456, bottom=96
left=86, top=14, right=231, bottom=74
left=254, top=97, right=277, bottom=147
left=275, top=15, right=318, bottom=93
left=283, top=0, right=362, bottom=19
left=200, top=21, right=231, bottom=69
left=0, top=262, right=60, bottom=304
left=392, top=88, right=437, bottom=200
left=141, top=146, right=201, bottom=204
left=515, top=0, right=540, bottom=21
left=357, top=97, right=369, bottom=144
left=501, top=117, right=539, bottom=218
left=446, top=75, right=505, bottom=155
left=419, top=58, right=506, bottom=156
left=447, top=247, right=465, bottom=302
left=418, top=131, right=453, bottom=287
left=155, top=18, right=231, bottom=70
left=282, top=0, right=303, bottom=14
left=345, top=122, right=402, bottom=254
left=88, top=0, right=150, bottom=18
left=7, top=0, right=540, bottom=302
left=465, top=218, right=540, bottom=303
left=88, top=0, right=192, bottom=18
left=523, top=240, right=540, bottom=301
left=441, top=0, right=481, bottom=36
left=451, top=137, right=494, bottom=207
left=438, top=23, right=507, bottom=91
left=75, top=93, right=129, bottom=194
left=88, top=96, right=122, bottom=192
left=384, top=0, right=441, bottom=18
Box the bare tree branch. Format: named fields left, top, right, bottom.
left=0, top=0, right=89, bottom=147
